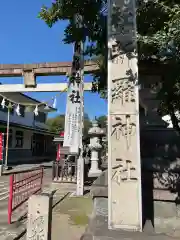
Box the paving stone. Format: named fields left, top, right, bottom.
left=81, top=216, right=180, bottom=240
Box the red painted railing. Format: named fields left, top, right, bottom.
left=8, top=167, right=44, bottom=224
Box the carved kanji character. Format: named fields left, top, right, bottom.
left=69, top=90, right=81, bottom=104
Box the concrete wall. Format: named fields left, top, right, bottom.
left=142, top=167, right=180, bottom=236
left=141, top=128, right=180, bottom=235
left=138, top=75, right=180, bottom=235
left=141, top=128, right=180, bottom=162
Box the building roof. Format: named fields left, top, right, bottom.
left=0, top=91, right=56, bottom=113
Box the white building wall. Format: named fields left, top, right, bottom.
left=0, top=110, right=48, bottom=130
left=34, top=120, right=48, bottom=129
left=8, top=127, right=32, bottom=150
left=23, top=130, right=32, bottom=149
left=0, top=107, right=55, bottom=163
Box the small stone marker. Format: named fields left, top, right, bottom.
left=27, top=194, right=52, bottom=240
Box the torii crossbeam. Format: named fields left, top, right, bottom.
left=0, top=61, right=98, bottom=92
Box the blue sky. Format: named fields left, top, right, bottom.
left=0, top=0, right=107, bottom=120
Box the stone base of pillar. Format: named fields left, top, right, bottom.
left=80, top=215, right=173, bottom=240
left=88, top=169, right=102, bottom=178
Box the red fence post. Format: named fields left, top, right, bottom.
left=8, top=167, right=44, bottom=224
left=8, top=174, right=14, bottom=224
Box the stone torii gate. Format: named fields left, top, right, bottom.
left=0, top=60, right=98, bottom=196
left=0, top=61, right=97, bottom=92
left=0, top=48, right=143, bottom=234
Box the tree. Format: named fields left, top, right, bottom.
left=39, top=0, right=107, bottom=95
left=46, top=113, right=107, bottom=138
left=46, top=113, right=92, bottom=137
left=83, top=113, right=92, bottom=138
left=39, top=1, right=180, bottom=131
left=46, top=114, right=65, bottom=133
left=97, top=115, right=107, bottom=129
left=137, top=1, right=180, bottom=131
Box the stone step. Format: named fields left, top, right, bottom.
left=0, top=203, right=27, bottom=225
left=0, top=200, right=8, bottom=209
left=0, top=188, right=70, bottom=220
left=0, top=222, right=26, bottom=240
left=82, top=216, right=175, bottom=240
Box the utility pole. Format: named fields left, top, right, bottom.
left=4, top=107, right=10, bottom=170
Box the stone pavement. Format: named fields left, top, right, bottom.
left=81, top=215, right=180, bottom=240
left=19, top=183, right=82, bottom=240
left=51, top=193, right=92, bottom=240
left=1, top=177, right=177, bottom=240
left=19, top=185, right=92, bottom=240
left=0, top=176, right=11, bottom=224
left=52, top=214, right=85, bottom=240
left=0, top=183, right=74, bottom=240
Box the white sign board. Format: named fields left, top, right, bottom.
left=63, top=82, right=82, bottom=154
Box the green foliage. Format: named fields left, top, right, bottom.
left=83, top=113, right=92, bottom=138
left=137, top=1, right=180, bottom=62
left=97, top=115, right=107, bottom=128
left=46, top=113, right=107, bottom=137
left=137, top=1, right=180, bottom=130
left=55, top=196, right=93, bottom=226
left=46, top=114, right=65, bottom=133
left=38, top=0, right=107, bottom=93
left=40, top=0, right=180, bottom=130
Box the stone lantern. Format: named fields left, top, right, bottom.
left=88, top=119, right=105, bottom=177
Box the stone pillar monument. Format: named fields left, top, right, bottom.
left=27, top=194, right=52, bottom=240
left=108, top=0, right=142, bottom=231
